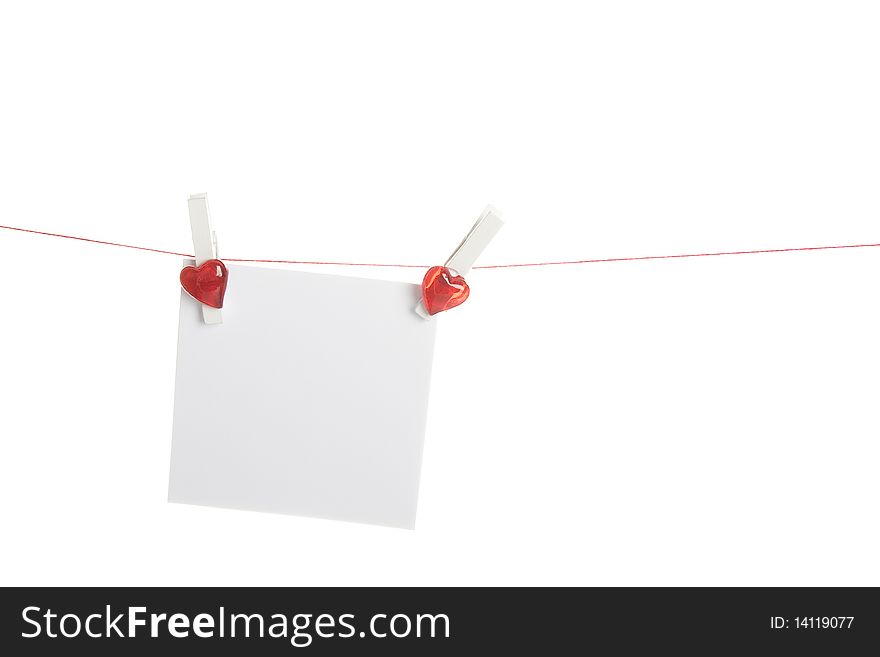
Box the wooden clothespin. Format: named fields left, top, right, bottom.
left=183, top=193, right=225, bottom=325
left=416, top=205, right=503, bottom=318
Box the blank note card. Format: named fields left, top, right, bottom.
left=169, top=263, right=437, bottom=528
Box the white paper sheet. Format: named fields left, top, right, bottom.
left=168, top=263, right=437, bottom=528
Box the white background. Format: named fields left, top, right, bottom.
left=1, top=1, right=878, bottom=586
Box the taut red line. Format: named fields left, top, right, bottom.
left=1, top=223, right=879, bottom=270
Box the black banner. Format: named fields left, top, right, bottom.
left=1, top=587, right=877, bottom=654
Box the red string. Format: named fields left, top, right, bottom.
left=0, top=225, right=192, bottom=258
left=471, top=243, right=880, bottom=268
left=1, top=223, right=879, bottom=269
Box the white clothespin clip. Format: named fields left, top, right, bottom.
left=415, top=205, right=504, bottom=319
left=187, top=193, right=223, bottom=325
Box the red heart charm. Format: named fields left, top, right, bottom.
left=421, top=265, right=470, bottom=315
left=180, top=259, right=228, bottom=309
